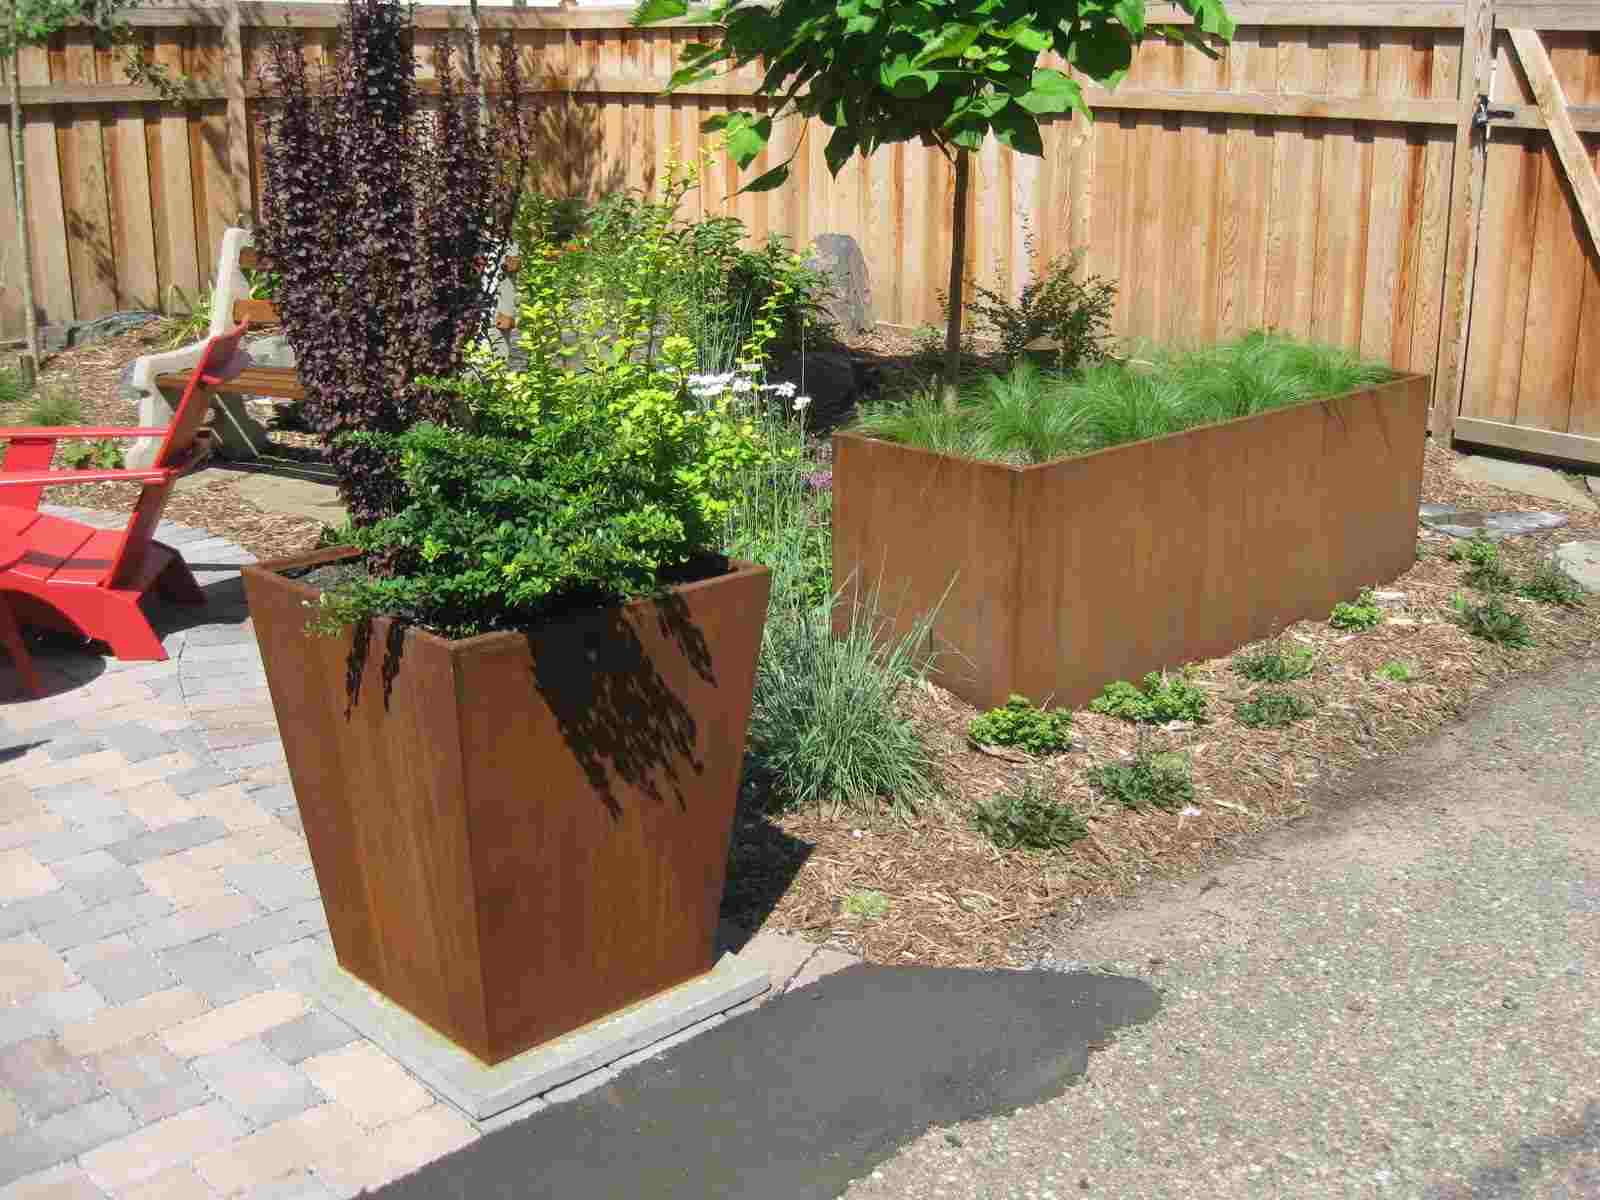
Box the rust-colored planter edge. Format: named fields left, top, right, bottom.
left=241, top=550, right=771, bottom=1065
left=831, top=372, right=1432, bottom=476
left=240, top=546, right=768, bottom=654
left=832, top=373, right=1432, bottom=712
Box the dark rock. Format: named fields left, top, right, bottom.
left=808, top=233, right=872, bottom=336
left=1418, top=504, right=1570, bottom=540
left=767, top=349, right=881, bottom=431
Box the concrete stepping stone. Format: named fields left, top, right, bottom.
left=1419, top=503, right=1570, bottom=540
left=1550, top=542, right=1600, bottom=593
left=1450, top=454, right=1597, bottom=512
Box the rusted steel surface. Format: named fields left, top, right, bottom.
left=832, top=374, right=1431, bottom=711
left=242, top=551, right=770, bottom=1065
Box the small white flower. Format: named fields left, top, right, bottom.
left=793, top=395, right=812, bottom=412
left=773, top=380, right=798, bottom=398
left=1180, top=805, right=1203, bottom=817
left=732, top=377, right=754, bottom=394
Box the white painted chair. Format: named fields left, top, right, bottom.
left=126, top=229, right=265, bottom=470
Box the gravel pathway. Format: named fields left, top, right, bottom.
left=842, top=655, right=1600, bottom=1200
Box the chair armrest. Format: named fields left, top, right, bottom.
left=0, top=427, right=173, bottom=440
left=0, top=467, right=174, bottom=487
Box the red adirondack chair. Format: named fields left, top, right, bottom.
left=0, top=322, right=249, bottom=664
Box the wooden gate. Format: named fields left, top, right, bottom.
left=1445, top=14, right=1600, bottom=465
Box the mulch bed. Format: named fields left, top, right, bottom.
left=720, top=442, right=1600, bottom=967
left=19, top=332, right=1600, bottom=969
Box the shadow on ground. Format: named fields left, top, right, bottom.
left=374, top=965, right=1159, bottom=1200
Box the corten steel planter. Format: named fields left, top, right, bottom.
left=241, top=549, right=770, bottom=1065
left=833, top=373, right=1431, bottom=711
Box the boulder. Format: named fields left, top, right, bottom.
left=1550, top=542, right=1600, bottom=594
left=767, top=350, right=881, bottom=431
left=808, top=234, right=872, bottom=336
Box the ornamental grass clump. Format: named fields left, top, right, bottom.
left=851, top=331, right=1398, bottom=465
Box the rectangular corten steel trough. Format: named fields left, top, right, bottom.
left=242, top=548, right=770, bottom=1065
left=832, top=374, right=1430, bottom=711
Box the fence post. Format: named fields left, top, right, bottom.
left=1432, top=0, right=1495, bottom=443
left=222, top=0, right=252, bottom=226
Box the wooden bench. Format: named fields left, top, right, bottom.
left=127, top=230, right=517, bottom=470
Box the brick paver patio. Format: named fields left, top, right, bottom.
left=0, top=508, right=850, bottom=1199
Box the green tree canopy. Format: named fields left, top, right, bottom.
left=632, top=0, right=1236, bottom=190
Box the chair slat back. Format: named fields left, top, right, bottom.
left=106, top=323, right=249, bottom=590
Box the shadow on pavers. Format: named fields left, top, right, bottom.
left=373, top=964, right=1159, bottom=1200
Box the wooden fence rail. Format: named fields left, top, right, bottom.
left=3, top=1, right=1599, bottom=461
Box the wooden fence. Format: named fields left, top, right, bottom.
left=3, top=1, right=1599, bottom=461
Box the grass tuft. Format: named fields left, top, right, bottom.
left=853, top=331, right=1397, bottom=466
left=22, top=377, right=84, bottom=426
left=745, top=582, right=942, bottom=818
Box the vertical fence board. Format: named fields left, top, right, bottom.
left=19, top=42, right=74, bottom=328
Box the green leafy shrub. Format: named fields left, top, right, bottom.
left=1232, top=641, right=1314, bottom=683
left=1086, top=751, right=1194, bottom=812
left=23, top=378, right=83, bottom=426
left=1451, top=592, right=1531, bottom=648
left=970, top=777, right=1087, bottom=852
left=745, top=586, right=942, bottom=817
left=1518, top=561, right=1584, bottom=608
left=313, top=180, right=784, bottom=637
left=1446, top=534, right=1499, bottom=567
left=1088, top=670, right=1208, bottom=724
left=1234, top=689, right=1315, bottom=728
left=959, top=236, right=1116, bottom=371
left=1329, top=588, right=1384, bottom=631
left=59, top=440, right=125, bottom=471
left=968, top=694, right=1073, bottom=755
left=1376, top=660, right=1417, bottom=682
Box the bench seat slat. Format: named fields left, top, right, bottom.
left=155, top=366, right=306, bottom=402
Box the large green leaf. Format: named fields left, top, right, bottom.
left=725, top=115, right=773, bottom=167
left=880, top=53, right=940, bottom=97
left=990, top=104, right=1044, bottom=156
left=824, top=125, right=858, bottom=177
left=739, top=163, right=793, bottom=193
left=912, top=23, right=980, bottom=66
left=629, top=0, right=688, bottom=27
left=1015, top=68, right=1085, bottom=118
left=1070, top=24, right=1135, bottom=83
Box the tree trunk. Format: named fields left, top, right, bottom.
left=8, top=37, right=40, bottom=384
left=941, top=147, right=971, bottom=410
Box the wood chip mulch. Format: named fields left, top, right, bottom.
left=722, top=442, right=1600, bottom=968
left=18, top=335, right=1600, bottom=970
